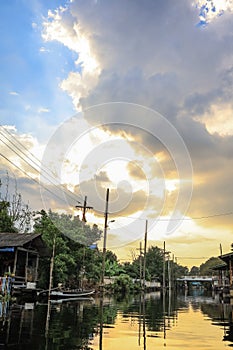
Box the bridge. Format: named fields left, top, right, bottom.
left=177, top=276, right=215, bottom=282
left=176, top=276, right=219, bottom=290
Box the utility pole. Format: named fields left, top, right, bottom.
left=163, top=242, right=171, bottom=292
left=75, top=196, right=93, bottom=222
left=220, top=243, right=223, bottom=256
left=139, top=242, right=143, bottom=288
left=172, top=254, right=174, bottom=290
left=101, top=188, right=109, bottom=288
left=163, top=241, right=166, bottom=291
left=167, top=254, right=171, bottom=292
left=75, top=196, right=93, bottom=289
left=142, top=220, right=148, bottom=291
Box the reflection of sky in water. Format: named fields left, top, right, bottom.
left=1, top=292, right=233, bottom=349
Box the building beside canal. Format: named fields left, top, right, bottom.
left=0, top=232, right=47, bottom=294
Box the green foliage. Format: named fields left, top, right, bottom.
left=123, top=261, right=140, bottom=279
left=189, top=266, right=200, bottom=276
left=34, top=209, right=103, bottom=288
left=199, top=257, right=222, bottom=276
left=144, top=246, right=164, bottom=280
left=128, top=245, right=164, bottom=281
left=105, top=250, right=118, bottom=263
left=0, top=176, right=32, bottom=232
left=0, top=200, right=16, bottom=232
left=35, top=210, right=102, bottom=246
left=173, top=263, right=189, bottom=278
left=112, top=273, right=134, bottom=294
left=83, top=248, right=103, bottom=282
left=105, top=260, right=125, bottom=277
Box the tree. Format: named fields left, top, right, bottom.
left=33, top=209, right=103, bottom=288
left=199, top=257, right=222, bottom=276
left=46, top=211, right=102, bottom=246
left=173, top=263, right=189, bottom=278
left=112, top=274, right=134, bottom=294
left=33, top=210, right=75, bottom=287
left=123, top=261, right=140, bottom=279
left=145, top=246, right=164, bottom=280
left=0, top=176, right=32, bottom=232
left=0, top=200, right=16, bottom=232
left=190, top=266, right=200, bottom=276
left=105, top=260, right=125, bottom=277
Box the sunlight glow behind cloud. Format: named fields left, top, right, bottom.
left=195, top=0, right=233, bottom=24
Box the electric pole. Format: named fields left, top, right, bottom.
left=142, top=220, right=148, bottom=291
left=75, top=196, right=93, bottom=289
left=75, top=196, right=93, bottom=222
left=139, top=242, right=142, bottom=288
left=101, top=188, right=110, bottom=288
left=163, top=241, right=166, bottom=291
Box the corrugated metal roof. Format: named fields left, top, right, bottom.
left=219, top=252, right=233, bottom=263
left=212, top=262, right=227, bottom=270
left=0, top=232, right=42, bottom=247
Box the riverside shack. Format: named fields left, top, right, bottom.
left=0, top=232, right=47, bottom=294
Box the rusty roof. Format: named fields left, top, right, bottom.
left=0, top=232, right=42, bottom=247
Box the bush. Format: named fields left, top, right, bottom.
left=112, top=274, right=134, bottom=294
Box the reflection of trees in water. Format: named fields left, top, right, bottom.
left=114, top=292, right=179, bottom=333
left=1, top=293, right=190, bottom=348
left=200, top=301, right=233, bottom=345
left=4, top=292, right=233, bottom=348
left=176, top=291, right=233, bottom=347
left=201, top=303, right=225, bottom=321
left=1, top=301, right=106, bottom=349
left=47, top=303, right=98, bottom=349
left=46, top=301, right=118, bottom=349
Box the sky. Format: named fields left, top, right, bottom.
left=1, top=0, right=233, bottom=269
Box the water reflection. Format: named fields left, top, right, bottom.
left=1, top=291, right=233, bottom=349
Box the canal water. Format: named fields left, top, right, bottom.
left=0, top=290, right=233, bottom=349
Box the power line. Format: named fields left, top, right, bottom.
left=1, top=127, right=65, bottom=188
left=176, top=257, right=210, bottom=259
left=92, top=210, right=233, bottom=222
left=0, top=127, right=83, bottom=203
left=0, top=153, right=74, bottom=205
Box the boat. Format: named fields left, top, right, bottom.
left=37, top=288, right=95, bottom=300
left=50, top=296, right=95, bottom=304
left=50, top=289, right=95, bottom=299
left=40, top=232, right=95, bottom=302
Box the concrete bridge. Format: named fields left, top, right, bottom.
left=177, top=276, right=215, bottom=282
left=176, top=276, right=219, bottom=289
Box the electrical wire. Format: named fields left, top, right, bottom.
left=0, top=152, right=75, bottom=205
left=176, top=257, right=209, bottom=259
left=0, top=127, right=83, bottom=203
left=92, top=208, right=233, bottom=222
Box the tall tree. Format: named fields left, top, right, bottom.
left=0, top=176, right=32, bottom=232
left=199, top=257, right=222, bottom=276
left=0, top=200, right=16, bottom=232
left=190, top=266, right=200, bottom=276
left=33, top=210, right=75, bottom=287
left=45, top=211, right=102, bottom=245
left=145, top=246, right=164, bottom=280
left=34, top=209, right=103, bottom=288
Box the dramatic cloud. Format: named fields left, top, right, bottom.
left=40, top=1, right=233, bottom=235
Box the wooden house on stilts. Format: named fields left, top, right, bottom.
left=0, top=232, right=47, bottom=296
